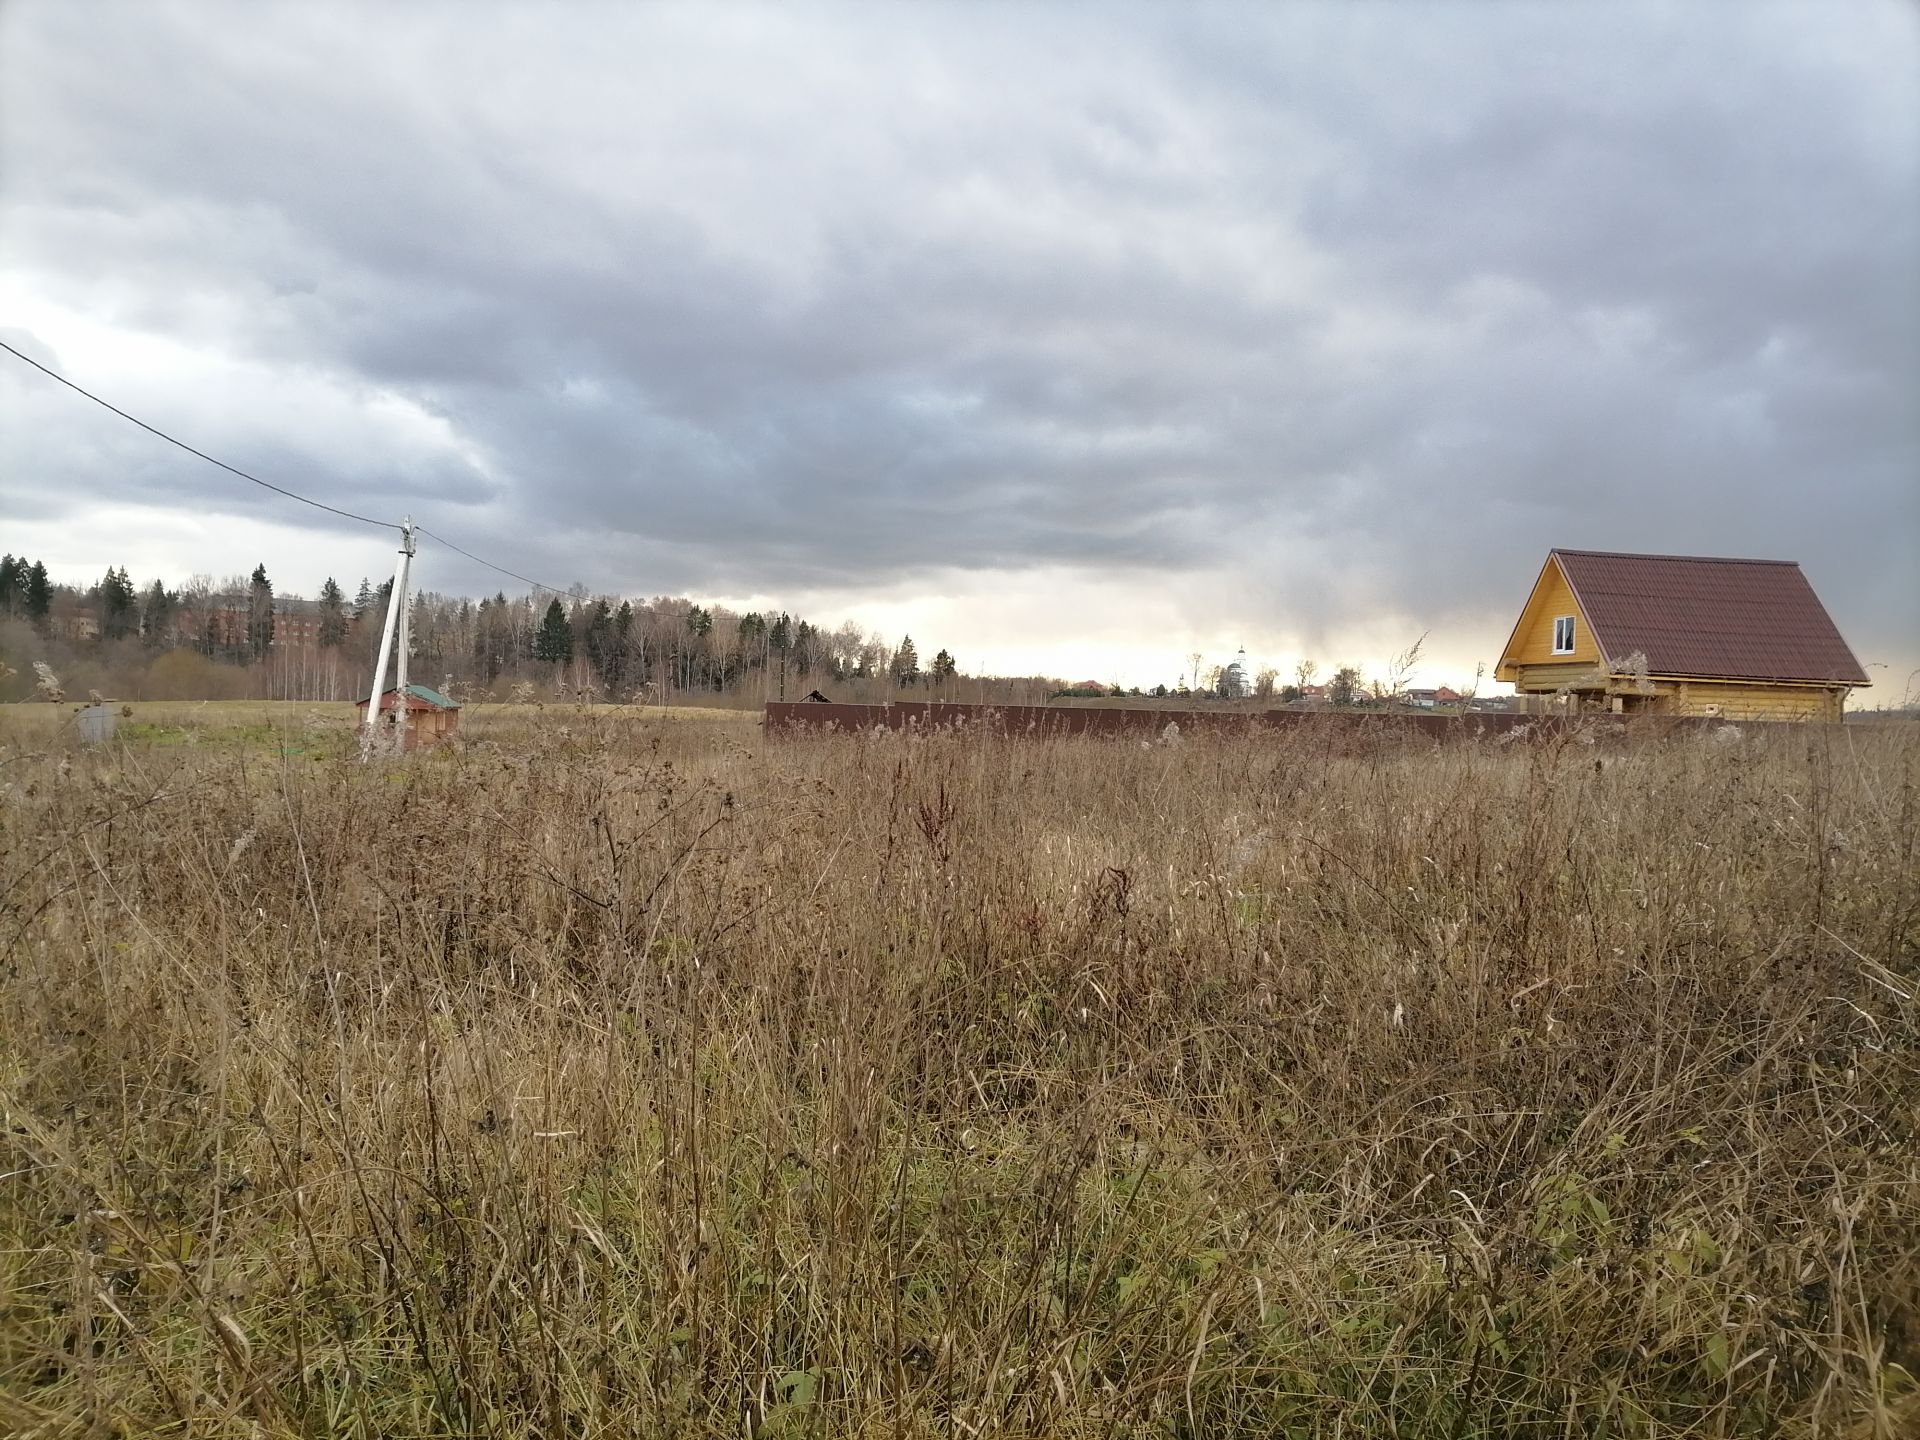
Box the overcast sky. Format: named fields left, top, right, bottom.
left=3, top=1, right=1915, bottom=693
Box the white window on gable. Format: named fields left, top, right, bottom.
left=1552, top=615, right=1576, bottom=654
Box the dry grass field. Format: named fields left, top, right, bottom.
left=0, top=701, right=754, bottom=760
left=1, top=711, right=1915, bottom=1437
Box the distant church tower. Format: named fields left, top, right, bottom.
left=1225, top=646, right=1251, bottom=699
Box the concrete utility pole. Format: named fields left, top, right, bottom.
left=394, top=529, right=413, bottom=723
left=361, top=517, right=416, bottom=754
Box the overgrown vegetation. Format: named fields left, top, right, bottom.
left=2, top=713, right=1915, bottom=1436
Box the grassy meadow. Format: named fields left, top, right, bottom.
left=0, top=699, right=753, bottom=751
left=1, top=708, right=1915, bottom=1437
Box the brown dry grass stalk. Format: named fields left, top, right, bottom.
left=1, top=715, right=1916, bottom=1437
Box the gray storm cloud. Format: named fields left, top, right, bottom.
left=2, top=1, right=1914, bottom=672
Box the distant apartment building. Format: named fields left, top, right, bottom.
left=38, top=594, right=330, bottom=658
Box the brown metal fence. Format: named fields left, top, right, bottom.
left=763, top=701, right=1755, bottom=740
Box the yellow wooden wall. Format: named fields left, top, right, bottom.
left=1509, top=661, right=1605, bottom=692
left=1668, top=682, right=1842, bottom=722
left=1501, top=559, right=1602, bottom=670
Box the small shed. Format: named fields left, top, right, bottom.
left=356, top=683, right=462, bottom=749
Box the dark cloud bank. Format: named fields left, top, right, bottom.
left=2, top=2, right=1915, bottom=677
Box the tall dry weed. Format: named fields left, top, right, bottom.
left=0, top=717, right=1915, bottom=1437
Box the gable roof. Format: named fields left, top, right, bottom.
left=398, top=684, right=460, bottom=710
left=1550, top=549, right=1867, bottom=686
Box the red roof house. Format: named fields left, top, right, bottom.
left=1495, top=549, right=1866, bottom=721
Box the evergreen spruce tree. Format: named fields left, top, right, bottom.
left=0, top=555, right=18, bottom=615
left=890, top=634, right=920, bottom=687
left=768, top=613, right=793, bottom=698
left=535, top=597, right=573, bottom=665
left=25, top=561, right=52, bottom=626
left=99, top=566, right=138, bottom=641
left=247, top=564, right=275, bottom=660
left=353, top=576, right=375, bottom=618
left=583, top=600, right=614, bottom=684
left=318, top=578, right=349, bottom=647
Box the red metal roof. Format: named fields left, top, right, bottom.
left=1552, top=549, right=1867, bottom=685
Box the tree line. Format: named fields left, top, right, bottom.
left=0, top=552, right=971, bottom=706
left=4, top=552, right=1461, bottom=709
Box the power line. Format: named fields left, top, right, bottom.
left=1, top=337, right=398, bottom=532
left=4, top=336, right=576, bottom=599
left=416, top=525, right=569, bottom=597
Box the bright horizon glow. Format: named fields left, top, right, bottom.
left=7, top=508, right=1509, bottom=694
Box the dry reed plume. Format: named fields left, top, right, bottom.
left=1, top=713, right=1915, bottom=1437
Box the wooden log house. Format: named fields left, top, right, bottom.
left=1495, top=549, right=1867, bottom=721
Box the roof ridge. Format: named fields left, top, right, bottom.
left=1552, top=548, right=1798, bottom=567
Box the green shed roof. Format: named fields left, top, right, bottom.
left=401, top=684, right=459, bottom=710
left=358, top=683, right=460, bottom=711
